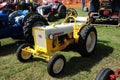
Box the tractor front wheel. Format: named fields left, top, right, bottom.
left=95, top=68, right=115, bottom=80
left=47, top=54, right=66, bottom=77
left=16, top=43, right=33, bottom=62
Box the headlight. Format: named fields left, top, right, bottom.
left=49, top=34, right=54, bottom=40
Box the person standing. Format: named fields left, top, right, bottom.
left=81, top=0, right=85, bottom=11
left=112, top=0, right=120, bottom=12
left=89, top=0, right=100, bottom=12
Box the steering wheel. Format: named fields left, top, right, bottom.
left=63, top=16, right=76, bottom=24
left=66, top=8, right=78, bottom=18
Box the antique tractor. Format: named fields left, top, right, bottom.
left=0, top=10, right=28, bottom=40
left=36, top=1, right=66, bottom=22
left=17, top=1, right=67, bottom=22
left=0, top=10, right=48, bottom=45
left=16, top=13, right=97, bottom=77
left=89, top=0, right=120, bottom=24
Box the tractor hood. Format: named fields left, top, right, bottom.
left=33, top=23, right=74, bottom=38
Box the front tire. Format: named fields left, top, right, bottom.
left=16, top=43, right=33, bottom=62
left=95, top=68, right=115, bottom=80
left=47, top=54, right=66, bottom=77
left=78, top=25, right=97, bottom=57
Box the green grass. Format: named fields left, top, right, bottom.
left=0, top=8, right=120, bottom=80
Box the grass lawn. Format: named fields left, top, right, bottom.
left=0, top=8, right=120, bottom=80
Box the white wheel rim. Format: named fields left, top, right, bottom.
left=86, top=31, right=96, bottom=53
left=53, top=58, right=64, bottom=74
left=21, top=50, right=32, bottom=60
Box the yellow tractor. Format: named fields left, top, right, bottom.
left=16, top=13, right=97, bottom=77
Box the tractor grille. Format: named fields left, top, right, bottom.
left=34, top=29, right=46, bottom=48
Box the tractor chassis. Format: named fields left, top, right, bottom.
left=21, top=46, right=52, bottom=61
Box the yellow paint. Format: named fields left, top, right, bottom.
left=26, top=16, right=88, bottom=61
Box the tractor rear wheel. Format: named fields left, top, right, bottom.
left=95, top=68, right=115, bottom=80
left=22, top=12, right=35, bottom=23
left=23, top=12, right=37, bottom=23
left=16, top=43, right=33, bottom=62
left=23, top=12, right=49, bottom=44
left=78, top=25, right=97, bottom=57
left=47, top=54, right=66, bottom=77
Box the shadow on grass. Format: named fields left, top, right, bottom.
left=57, top=40, right=113, bottom=78
left=0, top=39, right=114, bottom=78
left=0, top=41, right=25, bottom=56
